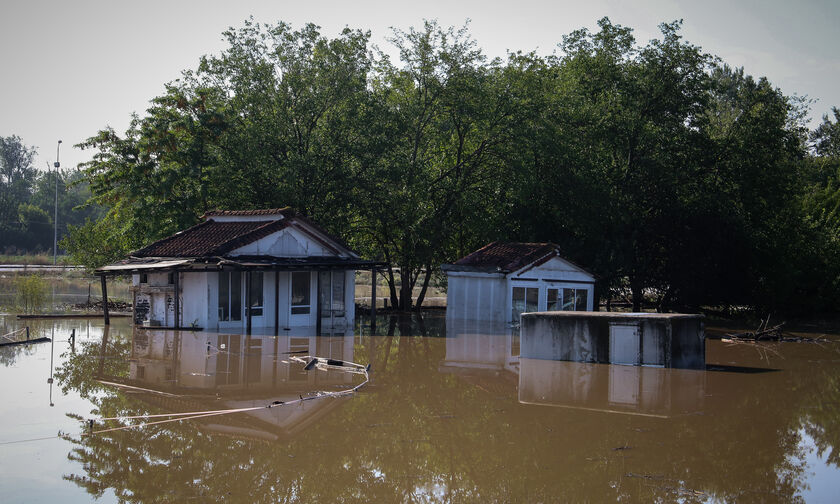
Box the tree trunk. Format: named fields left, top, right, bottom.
left=386, top=264, right=399, bottom=310
left=631, top=277, right=644, bottom=312
left=399, top=267, right=412, bottom=311
left=414, top=265, right=433, bottom=310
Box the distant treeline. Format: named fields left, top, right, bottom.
left=58, top=18, right=840, bottom=314
left=0, top=136, right=102, bottom=254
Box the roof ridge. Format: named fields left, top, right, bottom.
left=202, top=207, right=293, bottom=218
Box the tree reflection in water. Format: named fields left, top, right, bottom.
left=52, top=314, right=840, bottom=503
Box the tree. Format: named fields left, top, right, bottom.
left=0, top=135, right=37, bottom=243
left=72, top=21, right=371, bottom=268
left=812, top=107, right=840, bottom=158
left=350, top=21, right=515, bottom=310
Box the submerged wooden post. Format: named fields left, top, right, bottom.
left=100, top=274, right=110, bottom=325
left=173, top=270, right=180, bottom=328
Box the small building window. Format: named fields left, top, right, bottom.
left=167, top=272, right=175, bottom=285
left=512, top=286, right=538, bottom=322
left=318, top=270, right=346, bottom=319
left=562, top=288, right=588, bottom=311
left=249, top=272, right=263, bottom=316
left=140, top=273, right=148, bottom=284
left=291, top=271, right=311, bottom=315
left=547, top=288, right=560, bottom=311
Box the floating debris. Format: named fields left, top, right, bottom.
left=85, top=355, right=371, bottom=436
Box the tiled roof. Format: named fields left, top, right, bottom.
left=202, top=208, right=293, bottom=217
left=452, top=242, right=558, bottom=272
left=132, top=219, right=289, bottom=258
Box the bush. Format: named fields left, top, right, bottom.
left=14, top=275, right=47, bottom=313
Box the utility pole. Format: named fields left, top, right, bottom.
left=53, top=140, right=61, bottom=265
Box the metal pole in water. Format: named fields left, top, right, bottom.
left=53, top=140, right=62, bottom=266
left=48, top=326, right=55, bottom=406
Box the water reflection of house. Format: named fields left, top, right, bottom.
left=119, top=328, right=358, bottom=441
left=97, top=208, right=381, bottom=332
left=441, top=307, right=706, bottom=417
left=440, top=318, right=520, bottom=376
left=441, top=242, right=596, bottom=324
left=518, top=358, right=705, bottom=418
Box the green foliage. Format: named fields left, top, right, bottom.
left=64, top=17, right=840, bottom=314
left=0, top=133, right=102, bottom=254
left=14, top=274, right=47, bottom=313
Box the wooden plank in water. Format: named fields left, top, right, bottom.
left=16, top=313, right=131, bottom=319
left=0, top=337, right=51, bottom=347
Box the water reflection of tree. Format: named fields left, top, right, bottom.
left=800, top=344, right=840, bottom=468
left=53, top=317, right=840, bottom=503
left=0, top=343, right=37, bottom=366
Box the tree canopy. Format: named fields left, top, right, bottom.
left=66, top=17, right=840, bottom=314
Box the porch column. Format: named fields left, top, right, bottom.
left=274, top=270, right=280, bottom=333
left=100, top=274, right=110, bottom=326
left=173, top=270, right=180, bottom=328
left=315, top=269, right=322, bottom=336
left=245, top=270, right=252, bottom=335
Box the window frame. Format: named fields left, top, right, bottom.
left=290, top=271, right=311, bottom=316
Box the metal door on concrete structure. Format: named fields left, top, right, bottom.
left=609, top=323, right=641, bottom=365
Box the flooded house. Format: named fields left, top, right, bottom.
left=441, top=242, right=597, bottom=324
left=97, top=208, right=379, bottom=332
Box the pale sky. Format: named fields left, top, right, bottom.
left=1, top=0, right=838, bottom=173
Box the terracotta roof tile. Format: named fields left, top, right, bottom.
left=133, top=219, right=289, bottom=258
left=452, top=242, right=558, bottom=272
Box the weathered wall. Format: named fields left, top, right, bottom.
left=520, top=312, right=705, bottom=369
left=445, top=273, right=507, bottom=323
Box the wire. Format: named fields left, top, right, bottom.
left=85, top=355, right=370, bottom=436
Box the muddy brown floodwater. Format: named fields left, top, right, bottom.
left=1, top=313, right=840, bottom=503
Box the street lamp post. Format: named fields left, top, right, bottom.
left=53, top=140, right=61, bottom=266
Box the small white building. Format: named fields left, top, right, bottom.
left=442, top=242, right=596, bottom=324
left=98, top=208, right=379, bottom=332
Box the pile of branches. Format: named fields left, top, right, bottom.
left=724, top=316, right=829, bottom=343
left=67, top=299, right=132, bottom=312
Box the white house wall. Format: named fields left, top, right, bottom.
left=229, top=227, right=330, bottom=257
left=199, top=269, right=354, bottom=330
left=444, top=256, right=597, bottom=324
left=445, top=273, right=507, bottom=323
left=514, top=257, right=595, bottom=283
left=181, top=272, right=208, bottom=329
left=344, top=269, right=356, bottom=327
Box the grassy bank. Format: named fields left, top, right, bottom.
left=0, top=254, right=73, bottom=266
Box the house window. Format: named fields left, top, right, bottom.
left=547, top=288, right=561, bottom=311
left=512, top=286, right=538, bottom=322
left=562, top=288, right=588, bottom=311
left=249, top=272, right=263, bottom=317
left=140, top=273, right=148, bottom=284
left=291, top=271, right=311, bottom=315
left=318, top=270, right=346, bottom=319
left=218, top=271, right=242, bottom=321
left=167, top=272, right=175, bottom=285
